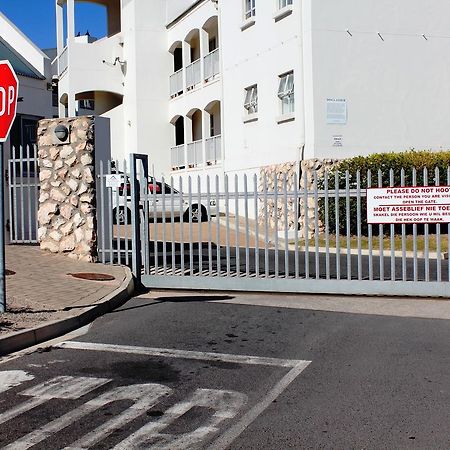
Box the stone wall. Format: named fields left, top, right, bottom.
left=37, top=116, right=97, bottom=262
left=299, top=158, right=340, bottom=238
left=259, top=162, right=298, bottom=232
left=258, top=159, right=340, bottom=237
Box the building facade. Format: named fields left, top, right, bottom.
left=55, top=0, right=450, bottom=182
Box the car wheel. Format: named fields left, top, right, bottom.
left=113, top=207, right=131, bottom=225
left=184, top=205, right=208, bottom=223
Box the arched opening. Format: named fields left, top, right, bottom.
left=204, top=100, right=222, bottom=164
left=186, top=109, right=203, bottom=167
left=169, top=41, right=183, bottom=98
left=202, top=16, right=220, bottom=81
left=185, top=29, right=201, bottom=90
left=170, top=115, right=185, bottom=170
left=75, top=91, right=122, bottom=115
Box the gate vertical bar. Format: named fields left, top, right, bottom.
left=324, top=170, right=330, bottom=279
left=400, top=168, right=407, bottom=281
left=26, top=145, right=32, bottom=242
left=412, top=168, right=418, bottom=281
left=254, top=174, right=260, bottom=277
left=215, top=176, right=220, bottom=276
left=162, top=176, right=167, bottom=276
left=389, top=169, right=395, bottom=281
left=263, top=173, right=269, bottom=278
left=356, top=170, right=362, bottom=280
left=170, top=176, right=176, bottom=275
left=293, top=172, right=299, bottom=279
left=19, top=145, right=24, bottom=242
left=129, top=155, right=142, bottom=283
left=274, top=174, right=279, bottom=278
left=123, top=160, right=129, bottom=267
left=207, top=176, right=213, bottom=277
left=378, top=170, right=384, bottom=281
left=367, top=170, right=373, bottom=280
left=423, top=168, right=430, bottom=282
left=244, top=175, right=250, bottom=277
left=435, top=167, right=441, bottom=282
left=179, top=177, right=185, bottom=276
left=345, top=170, right=351, bottom=280
left=283, top=173, right=289, bottom=278
left=234, top=175, right=240, bottom=276
left=188, top=176, right=193, bottom=276
left=314, top=169, right=320, bottom=279
left=334, top=171, right=340, bottom=280
left=225, top=175, right=230, bottom=277
left=303, top=169, right=309, bottom=279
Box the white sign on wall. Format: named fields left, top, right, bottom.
left=367, top=186, right=450, bottom=224
left=105, top=174, right=122, bottom=189
left=327, top=98, right=347, bottom=124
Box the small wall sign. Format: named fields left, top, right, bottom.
left=327, top=98, right=347, bottom=124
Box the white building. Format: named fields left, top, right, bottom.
left=55, top=0, right=450, bottom=182
left=0, top=11, right=55, bottom=157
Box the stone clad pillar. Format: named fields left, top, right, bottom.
left=37, top=116, right=97, bottom=262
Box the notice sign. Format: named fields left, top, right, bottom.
left=367, top=186, right=450, bottom=224
left=327, top=98, right=347, bottom=124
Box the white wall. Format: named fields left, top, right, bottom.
left=308, top=0, right=450, bottom=159
left=220, top=0, right=304, bottom=176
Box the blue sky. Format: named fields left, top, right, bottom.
left=0, top=0, right=107, bottom=49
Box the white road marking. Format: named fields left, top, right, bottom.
left=113, top=388, right=247, bottom=450
left=207, top=361, right=311, bottom=450
left=6, top=383, right=171, bottom=450
left=56, top=341, right=306, bottom=368
left=0, top=370, right=34, bottom=394
left=0, top=376, right=110, bottom=427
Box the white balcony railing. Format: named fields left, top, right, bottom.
left=205, top=135, right=222, bottom=164
left=169, top=69, right=183, bottom=98
left=58, top=46, right=68, bottom=76
left=186, top=59, right=201, bottom=90
left=187, top=140, right=203, bottom=167
left=204, top=48, right=220, bottom=81
left=171, top=144, right=186, bottom=169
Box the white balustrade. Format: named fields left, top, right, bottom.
left=205, top=135, right=222, bottom=164
left=204, top=48, right=220, bottom=81
left=169, top=69, right=183, bottom=98
left=187, top=140, right=203, bottom=167
left=186, top=59, right=201, bottom=90
left=58, top=46, right=68, bottom=76
left=171, top=144, right=185, bottom=169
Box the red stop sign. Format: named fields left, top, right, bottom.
left=0, top=61, right=18, bottom=143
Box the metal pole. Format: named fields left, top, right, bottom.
left=0, top=142, right=6, bottom=313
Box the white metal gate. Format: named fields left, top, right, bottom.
left=97, top=156, right=450, bottom=298
left=8, top=145, right=39, bottom=244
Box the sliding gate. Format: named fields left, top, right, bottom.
left=97, top=156, right=450, bottom=298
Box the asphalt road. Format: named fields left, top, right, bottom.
left=0, top=292, right=449, bottom=449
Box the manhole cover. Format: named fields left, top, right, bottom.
left=68, top=273, right=115, bottom=282
left=6, top=269, right=16, bottom=276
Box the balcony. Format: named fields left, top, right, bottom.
left=205, top=135, right=221, bottom=164
left=58, top=33, right=124, bottom=96
left=186, top=59, right=202, bottom=91
left=204, top=48, right=220, bottom=81
left=187, top=140, right=203, bottom=167
left=170, top=48, right=220, bottom=98
left=171, top=144, right=185, bottom=170
left=169, top=69, right=183, bottom=98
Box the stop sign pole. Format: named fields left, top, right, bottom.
left=0, top=61, right=19, bottom=313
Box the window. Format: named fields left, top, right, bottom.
left=244, top=85, right=258, bottom=114
left=244, top=0, right=256, bottom=19
left=278, top=0, right=292, bottom=9
left=78, top=99, right=95, bottom=111
left=278, top=72, right=294, bottom=115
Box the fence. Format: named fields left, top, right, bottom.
left=8, top=145, right=39, bottom=244
left=96, top=157, right=450, bottom=297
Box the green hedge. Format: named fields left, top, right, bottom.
left=318, top=150, right=450, bottom=236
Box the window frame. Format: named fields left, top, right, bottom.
left=244, top=0, right=256, bottom=20
left=278, top=71, right=294, bottom=115
left=244, top=84, right=258, bottom=115
left=278, top=0, right=292, bottom=9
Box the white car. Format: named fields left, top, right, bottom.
left=111, top=177, right=216, bottom=224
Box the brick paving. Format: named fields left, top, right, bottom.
left=1, top=245, right=127, bottom=335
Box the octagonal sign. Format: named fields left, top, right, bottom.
left=0, top=60, right=18, bottom=143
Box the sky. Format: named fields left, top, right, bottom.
left=0, top=0, right=107, bottom=50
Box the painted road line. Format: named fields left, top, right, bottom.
left=0, top=370, right=34, bottom=394
left=0, top=375, right=110, bottom=427
left=6, top=383, right=170, bottom=450
left=207, top=361, right=311, bottom=450
left=112, top=389, right=247, bottom=449
left=56, top=341, right=308, bottom=368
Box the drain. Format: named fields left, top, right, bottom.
left=68, top=272, right=115, bottom=282
left=6, top=269, right=16, bottom=276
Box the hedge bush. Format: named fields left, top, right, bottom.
left=318, top=150, right=450, bottom=236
